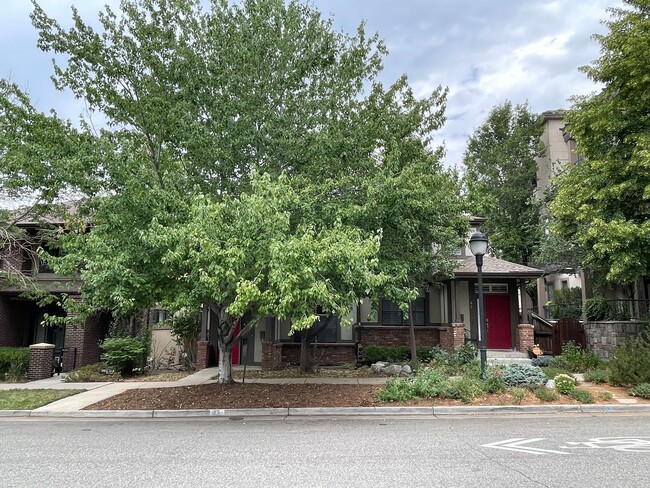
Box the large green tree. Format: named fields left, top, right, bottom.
left=21, top=0, right=463, bottom=380
left=552, top=0, right=650, bottom=284
left=462, top=101, right=544, bottom=266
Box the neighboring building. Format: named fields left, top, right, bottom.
left=534, top=111, right=583, bottom=317
left=534, top=111, right=649, bottom=320
left=0, top=218, right=111, bottom=371
left=198, top=217, right=543, bottom=370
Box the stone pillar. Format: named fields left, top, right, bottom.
left=517, top=324, right=535, bottom=353
left=27, top=343, right=55, bottom=381
left=196, top=340, right=210, bottom=370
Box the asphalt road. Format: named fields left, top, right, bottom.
left=2, top=414, right=649, bottom=487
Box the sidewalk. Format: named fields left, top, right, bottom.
left=2, top=368, right=650, bottom=418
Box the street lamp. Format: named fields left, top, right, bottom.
left=469, top=231, right=488, bottom=378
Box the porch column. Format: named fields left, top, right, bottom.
left=517, top=324, right=535, bottom=354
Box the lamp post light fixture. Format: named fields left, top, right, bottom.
left=469, top=231, right=488, bottom=378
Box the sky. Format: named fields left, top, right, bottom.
left=0, top=0, right=619, bottom=168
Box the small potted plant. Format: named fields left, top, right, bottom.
left=528, top=344, right=543, bottom=359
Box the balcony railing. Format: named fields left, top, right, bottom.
left=544, top=299, right=650, bottom=321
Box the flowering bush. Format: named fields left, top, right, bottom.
left=554, top=373, right=576, bottom=394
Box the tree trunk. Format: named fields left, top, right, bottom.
left=408, top=301, right=418, bottom=362
left=299, top=313, right=334, bottom=374
left=216, top=342, right=234, bottom=384
left=300, top=332, right=313, bottom=374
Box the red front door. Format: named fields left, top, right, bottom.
left=484, top=294, right=511, bottom=349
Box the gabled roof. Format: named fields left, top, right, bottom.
left=453, top=255, right=543, bottom=279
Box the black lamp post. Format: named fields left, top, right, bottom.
left=469, top=231, right=488, bottom=378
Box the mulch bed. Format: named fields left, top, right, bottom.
left=84, top=381, right=649, bottom=410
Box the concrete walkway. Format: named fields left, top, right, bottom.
left=2, top=368, right=650, bottom=418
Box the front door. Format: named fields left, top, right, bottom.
left=485, top=294, right=511, bottom=349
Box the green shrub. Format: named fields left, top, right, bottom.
left=502, top=364, right=546, bottom=387
left=628, top=383, right=650, bottom=399
left=552, top=341, right=602, bottom=372
left=508, top=387, right=527, bottom=405
left=534, top=387, right=559, bottom=402
left=409, top=368, right=447, bottom=398
left=569, top=388, right=595, bottom=404
left=542, top=366, right=572, bottom=379
left=482, top=368, right=506, bottom=394
left=441, top=376, right=484, bottom=404
left=0, top=347, right=29, bottom=381
left=584, top=297, right=611, bottom=321
left=584, top=369, right=608, bottom=384
left=548, top=355, right=569, bottom=370
left=362, top=345, right=412, bottom=364
left=100, top=337, right=146, bottom=376
left=376, top=377, right=415, bottom=403
left=531, top=356, right=551, bottom=367
left=64, top=363, right=122, bottom=383
left=554, top=374, right=576, bottom=394
left=608, top=336, right=650, bottom=386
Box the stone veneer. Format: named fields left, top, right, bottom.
left=584, top=321, right=645, bottom=359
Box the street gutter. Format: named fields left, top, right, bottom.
left=2, top=404, right=650, bottom=418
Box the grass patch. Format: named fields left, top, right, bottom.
left=0, top=389, right=85, bottom=410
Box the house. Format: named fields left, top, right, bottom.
left=197, top=217, right=543, bottom=370
left=0, top=216, right=111, bottom=372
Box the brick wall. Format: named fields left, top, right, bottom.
left=262, top=342, right=355, bottom=370
left=82, top=311, right=110, bottom=366
left=585, top=321, right=645, bottom=359
left=27, top=343, right=54, bottom=380
left=357, top=326, right=441, bottom=348
left=63, top=324, right=85, bottom=372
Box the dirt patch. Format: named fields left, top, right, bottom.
left=84, top=380, right=649, bottom=410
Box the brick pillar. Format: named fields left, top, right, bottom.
left=261, top=341, right=283, bottom=370
left=439, top=327, right=452, bottom=352
left=27, top=343, right=55, bottom=380
left=517, top=324, right=535, bottom=353
left=451, top=323, right=465, bottom=351
left=196, top=340, right=210, bottom=369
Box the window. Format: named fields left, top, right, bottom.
left=315, top=315, right=338, bottom=343
left=381, top=295, right=425, bottom=326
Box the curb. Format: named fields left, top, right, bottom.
left=3, top=404, right=650, bottom=419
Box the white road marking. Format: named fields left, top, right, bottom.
left=481, top=438, right=570, bottom=455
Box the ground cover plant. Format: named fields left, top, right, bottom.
left=629, top=383, right=650, bottom=399
left=0, top=389, right=84, bottom=410
left=64, top=363, right=122, bottom=383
